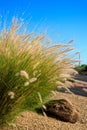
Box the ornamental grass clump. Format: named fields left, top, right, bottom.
left=0, top=19, right=77, bottom=123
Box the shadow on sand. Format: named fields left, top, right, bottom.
left=57, top=86, right=87, bottom=97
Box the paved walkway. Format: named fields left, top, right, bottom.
left=58, top=74, right=87, bottom=97
left=74, top=74, right=87, bottom=82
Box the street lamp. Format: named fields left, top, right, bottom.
left=76, top=51, right=81, bottom=66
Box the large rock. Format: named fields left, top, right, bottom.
left=45, top=99, right=80, bottom=123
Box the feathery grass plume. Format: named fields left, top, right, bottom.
left=0, top=18, right=77, bottom=123
left=8, top=91, right=15, bottom=99
left=29, top=77, right=37, bottom=83
left=19, top=70, right=29, bottom=79
left=24, top=81, right=30, bottom=86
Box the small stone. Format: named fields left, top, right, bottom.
left=45, top=99, right=80, bottom=123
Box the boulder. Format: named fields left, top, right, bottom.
left=45, top=99, right=80, bottom=123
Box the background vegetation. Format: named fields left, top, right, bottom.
left=75, top=64, right=87, bottom=75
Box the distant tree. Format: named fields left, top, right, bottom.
left=75, top=64, right=87, bottom=74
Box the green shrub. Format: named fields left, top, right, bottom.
left=75, top=64, right=87, bottom=74
left=0, top=19, right=77, bottom=123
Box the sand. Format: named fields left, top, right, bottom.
left=1, top=90, right=87, bottom=130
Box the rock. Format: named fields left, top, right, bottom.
left=45, top=99, right=80, bottom=123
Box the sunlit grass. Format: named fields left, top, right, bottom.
left=0, top=19, right=77, bottom=123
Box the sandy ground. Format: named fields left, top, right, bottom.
left=0, top=75, right=87, bottom=130
left=1, top=90, right=87, bottom=130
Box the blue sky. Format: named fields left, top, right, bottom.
left=0, top=0, right=87, bottom=64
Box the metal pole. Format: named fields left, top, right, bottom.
left=76, top=51, right=81, bottom=66
left=79, top=52, right=80, bottom=66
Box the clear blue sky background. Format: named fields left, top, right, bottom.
left=0, top=0, right=87, bottom=64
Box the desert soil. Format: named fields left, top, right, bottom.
left=1, top=90, right=87, bottom=130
